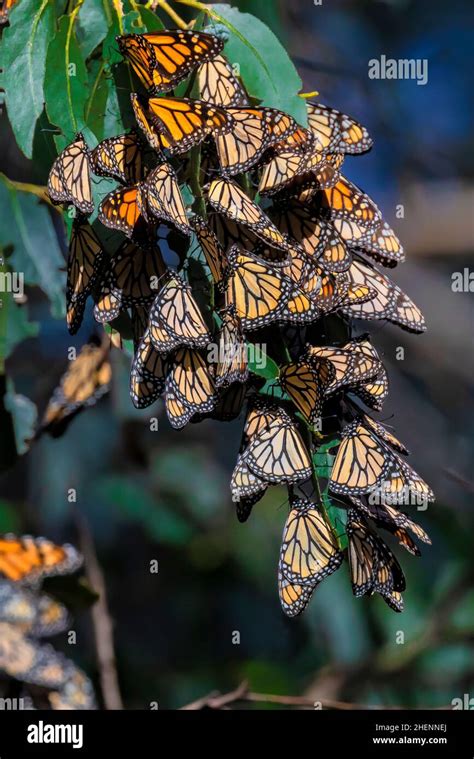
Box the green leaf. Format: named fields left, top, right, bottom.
left=104, top=322, right=134, bottom=358
left=4, top=379, right=37, bottom=456
left=210, top=4, right=307, bottom=124
left=134, top=6, right=165, bottom=32
left=0, top=176, right=66, bottom=317
left=313, top=446, right=348, bottom=549
left=1, top=0, right=55, bottom=157
left=0, top=499, right=21, bottom=533
left=44, top=13, right=90, bottom=147
left=247, top=344, right=279, bottom=380
left=77, top=0, right=109, bottom=59
left=85, top=58, right=124, bottom=141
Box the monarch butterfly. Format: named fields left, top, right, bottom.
left=37, top=339, right=112, bottom=438
left=230, top=401, right=277, bottom=507
left=279, top=358, right=334, bottom=426
left=329, top=420, right=434, bottom=504
left=350, top=497, right=431, bottom=547
left=0, top=621, right=77, bottom=689
left=148, top=274, right=211, bottom=353
left=194, top=381, right=248, bottom=425
left=356, top=369, right=389, bottom=411
left=223, top=246, right=317, bottom=330
left=340, top=258, right=426, bottom=333
left=231, top=442, right=268, bottom=520
left=307, top=103, right=373, bottom=155
left=242, top=397, right=283, bottom=441
left=231, top=453, right=268, bottom=503
left=0, top=535, right=82, bottom=585
left=361, top=220, right=405, bottom=268
left=49, top=667, right=97, bottom=710
left=89, top=131, right=145, bottom=184
left=191, top=215, right=226, bottom=283
left=147, top=97, right=230, bottom=154
left=361, top=414, right=410, bottom=455
left=130, top=332, right=167, bottom=409
left=272, top=127, right=313, bottom=154
left=94, top=242, right=166, bottom=324
left=214, top=107, right=299, bottom=175
left=98, top=162, right=190, bottom=238
left=130, top=93, right=164, bottom=153
left=259, top=147, right=343, bottom=196
left=316, top=177, right=404, bottom=267
left=198, top=53, right=250, bottom=107
left=273, top=203, right=352, bottom=274
left=145, top=162, right=191, bottom=237
left=0, top=0, right=17, bottom=25
left=208, top=212, right=291, bottom=267
left=329, top=422, right=392, bottom=496
left=348, top=338, right=389, bottom=410
left=66, top=219, right=105, bottom=335
left=207, top=178, right=292, bottom=253
left=47, top=134, right=93, bottom=215
left=334, top=274, right=376, bottom=309
left=0, top=582, right=70, bottom=637
left=306, top=341, right=381, bottom=396
left=117, top=30, right=224, bottom=93
left=346, top=511, right=405, bottom=610
left=240, top=406, right=312, bottom=484
left=98, top=184, right=147, bottom=238
left=215, top=307, right=249, bottom=388
left=131, top=302, right=152, bottom=350
left=282, top=248, right=341, bottom=313
left=278, top=570, right=316, bottom=618
left=165, top=348, right=217, bottom=428
left=279, top=499, right=343, bottom=590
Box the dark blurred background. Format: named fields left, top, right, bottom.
left=1, top=0, right=473, bottom=709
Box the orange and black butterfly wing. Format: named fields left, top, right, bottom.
left=0, top=535, right=82, bottom=584
left=67, top=219, right=105, bottom=334
left=198, top=53, right=249, bottom=107
left=144, top=30, right=224, bottom=93
left=117, top=34, right=157, bottom=90
left=47, top=134, right=93, bottom=215
left=148, top=97, right=230, bottom=154
left=98, top=184, right=147, bottom=238
left=145, top=162, right=191, bottom=236
left=38, top=341, right=112, bottom=437
left=130, top=93, right=164, bottom=153
left=307, top=103, right=373, bottom=154
left=89, top=131, right=145, bottom=184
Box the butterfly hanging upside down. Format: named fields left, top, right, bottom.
left=42, top=23, right=433, bottom=621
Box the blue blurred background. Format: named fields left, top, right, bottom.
left=1, top=0, right=473, bottom=708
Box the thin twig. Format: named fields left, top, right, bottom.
left=76, top=513, right=124, bottom=710
left=180, top=681, right=452, bottom=711
left=444, top=468, right=474, bottom=494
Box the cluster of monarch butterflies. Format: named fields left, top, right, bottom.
left=0, top=534, right=96, bottom=709
left=46, top=28, right=432, bottom=617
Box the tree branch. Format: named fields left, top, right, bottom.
left=76, top=513, right=124, bottom=710
left=180, top=681, right=452, bottom=711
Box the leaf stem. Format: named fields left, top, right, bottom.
left=188, top=146, right=206, bottom=218
left=112, top=0, right=124, bottom=34
left=65, top=2, right=84, bottom=134
left=174, top=0, right=273, bottom=81
left=0, top=174, right=60, bottom=212
left=155, top=0, right=189, bottom=29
